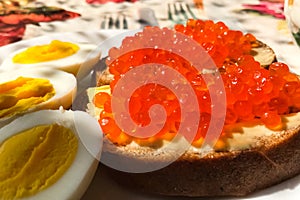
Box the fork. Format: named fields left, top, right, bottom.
left=168, top=1, right=198, bottom=24
left=100, top=13, right=128, bottom=29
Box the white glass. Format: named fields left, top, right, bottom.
left=285, top=0, right=300, bottom=46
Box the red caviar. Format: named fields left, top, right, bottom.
left=93, top=92, right=110, bottom=108
left=94, top=19, right=300, bottom=147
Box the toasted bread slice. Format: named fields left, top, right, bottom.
left=250, top=40, right=276, bottom=68
left=86, top=85, right=300, bottom=197
left=100, top=117, right=300, bottom=197
left=85, top=40, right=300, bottom=197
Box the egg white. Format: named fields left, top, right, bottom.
left=0, top=109, right=102, bottom=200
left=0, top=68, right=77, bottom=127
left=0, top=42, right=101, bottom=79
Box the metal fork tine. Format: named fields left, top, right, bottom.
left=115, top=15, right=120, bottom=29
left=179, top=3, right=188, bottom=19
left=173, top=3, right=179, bottom=16
left=168, top=3, right=173, bottom=21
left=168, top=2, right=197, bottom=24
left=108, top=16, right=114, bottom=29
left=185, top=3, right=198, bottom=19
left=100, top=15, right=107, bottom=29
left=168, top=3, right=184, bottom=23
left=101, top=14, right=128, bottom=29
left=123, top=14, right=128, bottom=29
left=179, top=3, right=185, bottom=14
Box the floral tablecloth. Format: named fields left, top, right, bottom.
left=1, top=1, right=300, bottom=200
left=0, top=0, right=204, bottom=43
left=203, top=0, right=300, bottom=73
left=1, top=0, right=299, bottom=71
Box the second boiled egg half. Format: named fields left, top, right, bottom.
left=0, top=40, right=100, bottom=79
left=0, top=67, right=77, bottom=127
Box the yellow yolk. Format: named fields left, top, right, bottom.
left=0, top=77, right=55, bottom=118
left=0, top=124, right=78, bottom=200
left=12, top=40, right=80, bottom=64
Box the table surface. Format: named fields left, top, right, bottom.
left=1, top=0, right=300, bottom=200
left=2, top=0, right=300, bottom=69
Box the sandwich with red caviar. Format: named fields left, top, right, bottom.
left=87, top=19, right=300, bottom=197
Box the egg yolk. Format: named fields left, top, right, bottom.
left=0, top=124, right=78, bottom=199
left=0, top=77, right=55, bottom=118
left=12, top=40, right=80, bottom=64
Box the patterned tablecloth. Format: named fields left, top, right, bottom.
left=1, top=0, right=299, bottom=70
left=203, top=0, right=300, bottom=73
left=1, top=0, right=300, bottom=199
left=0, top=0, right=204, bottom=42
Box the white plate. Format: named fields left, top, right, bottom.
left=0, top=31, right=300, bottom=200
left=0, top=30, right=128, bottom=65
left=83, top=164, right=300, bottom=200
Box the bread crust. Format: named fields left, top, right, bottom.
left=88, top=40, right=299, bottom=197
left=102, top=125, right=300, bottom=197
left=250, top=40, right=276, bottom=68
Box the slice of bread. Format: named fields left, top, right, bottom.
left=86, top=41, right=300, bottom=197
left=100, top=116, right=300, bottom=197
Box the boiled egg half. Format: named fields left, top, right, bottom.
left=0, top=109, right=102, bottom=200
left=0, top=40, right=101, bottom=79
left=0, top=67, right=76, bottom=127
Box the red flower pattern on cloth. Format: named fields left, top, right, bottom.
left=242, top=0, right=284, bottom=19
left=0, top=2, right=80, bottom=47
left=86, top=0, right=137, bottom=4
